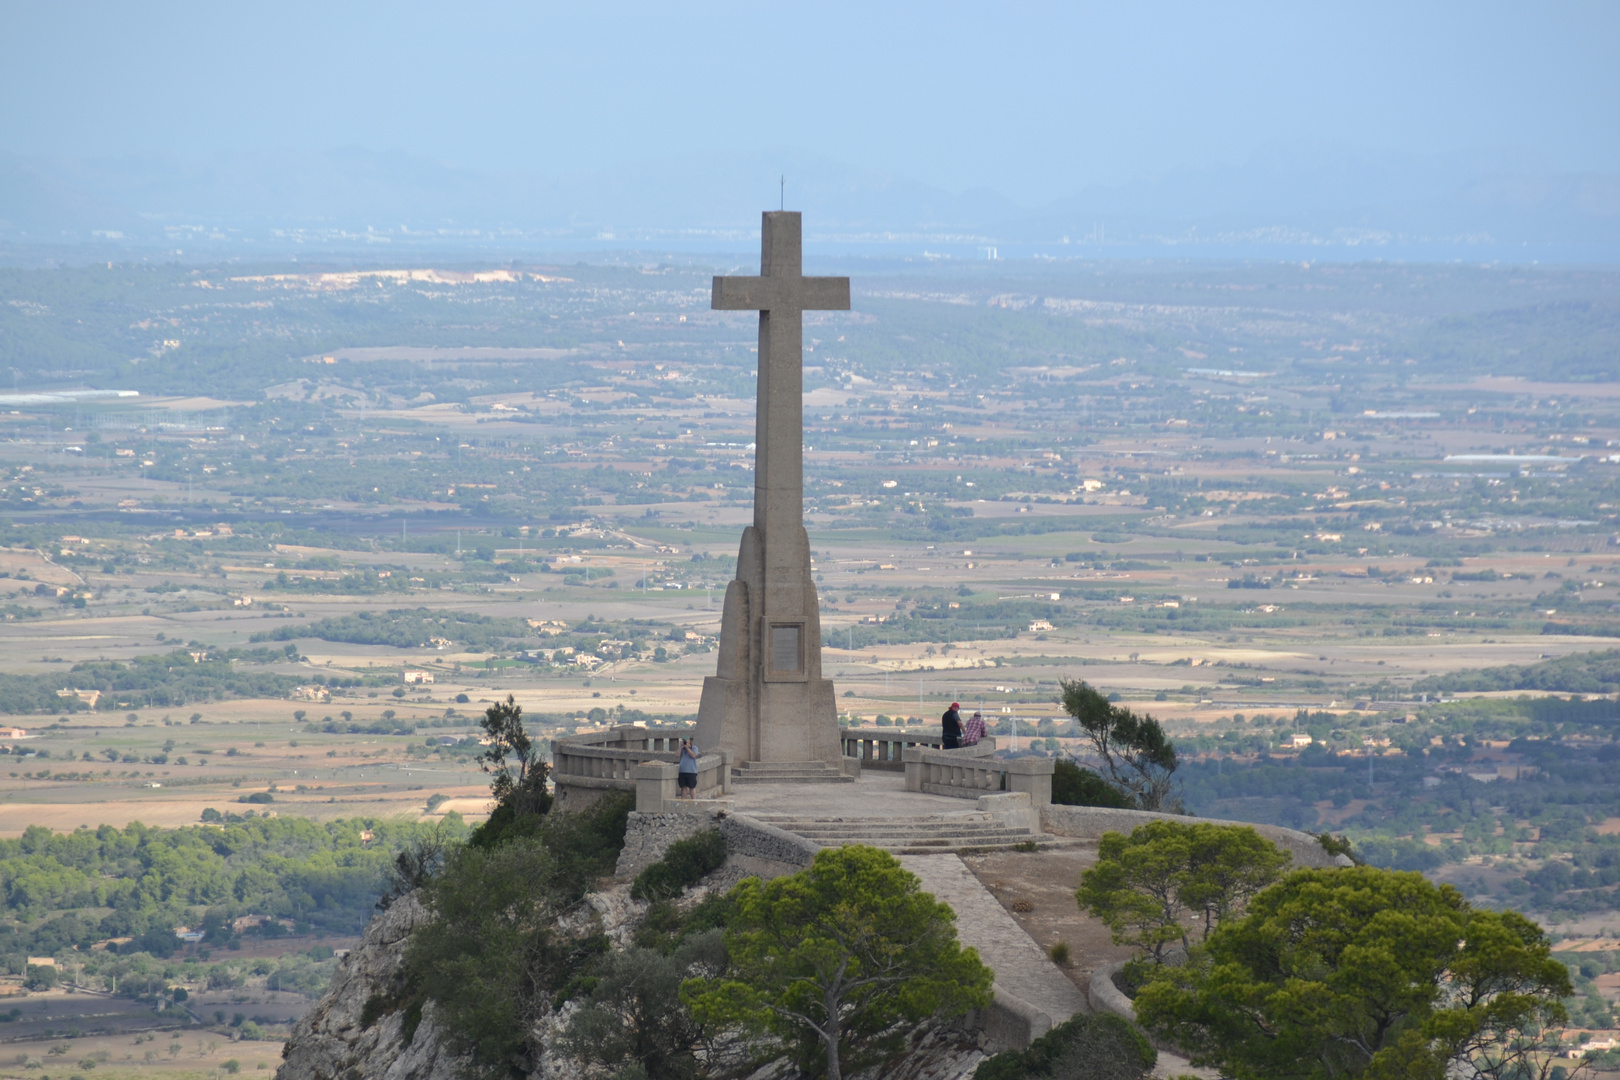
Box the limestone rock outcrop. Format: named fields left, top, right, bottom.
left=275, top=894, right=465, bottom=1080
left=274, top=877, right=988, bottom=1080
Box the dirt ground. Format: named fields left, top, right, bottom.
left=0, top=1023, right=284, bottom=1080
left=962, top=841, right=1134, bottom=996
left=0, top=784, right=490, bottom=838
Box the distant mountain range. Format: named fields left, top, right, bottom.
left=2, top=144, right=1616, bottom=261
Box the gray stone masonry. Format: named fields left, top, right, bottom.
left=697, top=211, right=850, bottom=773
left=614, top=808, right=727, bottom=878
left=719, top=812, right=823, bottom=867
left=613, top=809, right=823, bottom=885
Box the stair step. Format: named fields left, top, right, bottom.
left=813, top=837, right=1058, bottom=853
left=735, top=777, right=855, bottom=786
left=756, top=817, right=1006, bottom=830
left=782, top=825, right=1032, bottom=836
left=754, top=813, right=999, bottom=823
left=731, top=761, right=854, bottom=784
left=749, top=810, right=1051, bottom=853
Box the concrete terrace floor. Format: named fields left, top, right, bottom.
left=722, top=768, right=981, bottom=816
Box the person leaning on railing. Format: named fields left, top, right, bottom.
left=962, top=711, right=985, bottom=746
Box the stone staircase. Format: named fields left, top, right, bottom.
left=751, top=811, right=1053, bottom=854
left=731, top=760, right=853, bottom=784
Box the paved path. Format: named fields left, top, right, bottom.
left=900, top=853, right=1088, bottom=1025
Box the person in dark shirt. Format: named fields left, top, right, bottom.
left=941, top=702, right=963, bottom=749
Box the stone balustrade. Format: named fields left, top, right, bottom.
left=556, top=724, right=689, bottom=755
left=550, top=724, right=699, bottom=810
left=631, top=751, right=733, bottom=812
left=902, top=744, right=1054, bottom=805
left=839, top=727, right=997, bottom=770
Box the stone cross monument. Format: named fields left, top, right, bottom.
left=695, top=211, right=852, bottom=780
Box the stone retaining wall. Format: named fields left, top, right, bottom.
left=614, top=809, right=822, bottom=882
left=718, top=814, right=821, bottom=868
left=976, top=985, right=1054, bottom=1052
left=613, top=808, right=726, bottom=878
left=1089, top=959, right=1136, bottom=1023
left=1040, top=804, right=1351, bottom=870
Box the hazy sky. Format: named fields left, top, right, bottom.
left=3, top=1, right=1615, bottom=205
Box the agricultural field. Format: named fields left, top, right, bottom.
left=1, top=254, right=1618, bottom=1070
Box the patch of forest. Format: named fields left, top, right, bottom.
left=0, top=649, right=311, bottom=715
left=250, top=608, right=535, bottom=651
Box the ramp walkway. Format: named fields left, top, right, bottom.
left=900, top=853, right=1087, bottom=1030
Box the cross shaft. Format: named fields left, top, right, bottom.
left=711, top=212, right=849, bottom=539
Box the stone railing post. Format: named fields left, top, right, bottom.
left=1003, top=757, right=1054, bottom=805
left=632, top=761, right=678, bottom=813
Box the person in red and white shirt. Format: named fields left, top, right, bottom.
left=962, top=711, right=986, bottom=746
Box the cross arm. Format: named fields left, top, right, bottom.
left=712, top=275, right=851, bottom=312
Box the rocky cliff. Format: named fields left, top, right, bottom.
left=274, top=805, right=1343, bottom=1080
left=275, top=894, right=464, bottom=1080
left=274, top=875, right=989, bottom=1080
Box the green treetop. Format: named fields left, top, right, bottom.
left=1133, top=867, right=1573, bottom=1080
left=1077, top=820, right=1294, bottom=963
left=682, top=845, right=992, bottom=1080
left=1060, top=679, right=1180, bottom=811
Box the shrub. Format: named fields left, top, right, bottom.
left=472, top=695, right=552, bottom=828
left=1316, top=832, right=1359, bottom=863
left=560, top=932, right=728, bottom=1078
left=974, top=1012, right=1155, bottom=1080
left=404, top=836, right=578, bottom=1072
left=403, top=793, right=635, bottom=1077
left=1052, top=759, right=1132, bottom=808
left=631, top=829, right=727, bottom=902
left=378, top=828, right=449, bottom=910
